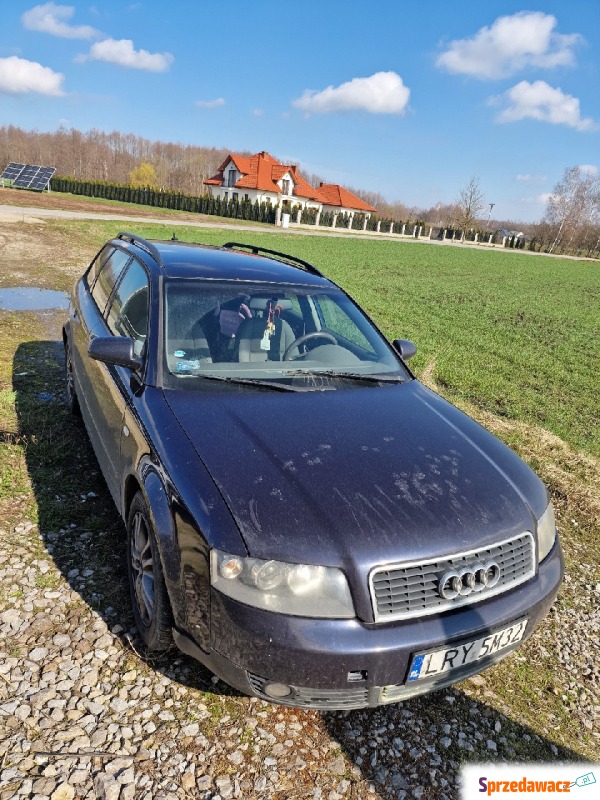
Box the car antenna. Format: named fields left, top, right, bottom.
left=171, top=232, right=178, bottom=241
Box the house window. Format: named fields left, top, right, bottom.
left=244, top=194, right=249, bottom=202
left=227, top=169, right=236, bottom=187
left=232, top=193, right=238, bottom=201
left=281, top=179, right=291, bottom=195
left=224, top=192, right=228, bottom=200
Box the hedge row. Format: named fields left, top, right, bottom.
left=50, top=176, right=277, bottom=223
left=50, top=176, right=415, bottom=234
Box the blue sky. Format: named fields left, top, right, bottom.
left=1, top=0, right=598, bottom=221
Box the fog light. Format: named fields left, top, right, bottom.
left=263, top=682, right=293, bottom=698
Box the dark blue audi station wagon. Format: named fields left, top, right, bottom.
left=63, top=232, right=563, bottom=709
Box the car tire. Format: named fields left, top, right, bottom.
left=64, top=338, right=80, bottom=416
left=127, top=491, right=173, bottom=651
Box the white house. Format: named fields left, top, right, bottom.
left=204, top=151, right=376, bottom=219
left=204, top=151, right=323, bottom=210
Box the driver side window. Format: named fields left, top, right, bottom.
left=105, top=259, right=150, bottom=355
left=314, top=295, right=373, bottom=352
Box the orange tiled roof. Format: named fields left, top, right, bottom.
left=271, top=165, right=289, bottom=181
left=229, top=154, right=253, bottom=174
left=317, top=184, right=377, bottom=213
left=204, top=152, right=377, bottom=211
left=292, top=168, right=325, bottom=201
left=205, top=151, right=321, bottom=200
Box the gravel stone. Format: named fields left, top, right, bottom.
left=28, top=647, right=49, bottom=662
left=93, top=774, right=120, bottom=800
left=0, top=499, right=597, bottom=800
left=49, top=784, right=75, bottom=800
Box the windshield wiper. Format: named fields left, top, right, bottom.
left=192, top=373, right=310, bottom=392
left=285, top=369, right=404, bottom=384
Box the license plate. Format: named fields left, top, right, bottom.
left=407, top=619, right=528, bottom=682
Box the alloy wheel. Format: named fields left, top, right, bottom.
left=130, top=511, right=155, bottom=626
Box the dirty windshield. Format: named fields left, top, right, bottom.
left=163, top=281, right=408, bottom=388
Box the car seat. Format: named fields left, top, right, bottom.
left=237, top=298, right=296, bottom=362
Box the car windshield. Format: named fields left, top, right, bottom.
left=162, top=280, right=410, bottom=389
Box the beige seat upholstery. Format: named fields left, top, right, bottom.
left=237, top=298, right=297, bottom=362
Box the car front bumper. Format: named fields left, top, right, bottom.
left=175, top=540, right=563, bottom=710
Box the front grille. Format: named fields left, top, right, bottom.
left=370, top=532, right=535, bottom=622
left=247, top=672, right=369, bottom=710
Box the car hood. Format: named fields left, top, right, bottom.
left=164, top=380, right=547, bottom=571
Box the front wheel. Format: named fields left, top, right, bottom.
left=127, top=492, right=173, bottom=651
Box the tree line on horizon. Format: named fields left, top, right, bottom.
left=1, top=124, right=598, bottom=258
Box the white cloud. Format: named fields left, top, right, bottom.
left=252, top=108, right=264, bottom=117
left=22, top=3, right=99, bottom=39
left=195, top=98, right=225, bottom=109
left=0, top=55, right=64, bottom=95
left=436, top=11, right=581, bottom=79
left=293, top=71, right=410, bottom=115
left=494, top=80, right=596, bottom=131
left=516, top=173, right=547, bottom=183
left=85, top=38, right=173, bottom=72
left=578, top=164, right=599, bottom=175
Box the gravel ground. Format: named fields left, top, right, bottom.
left=1, top=511, right=597, bottom=800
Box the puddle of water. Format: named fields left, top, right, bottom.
left=0, top=287, right=69, bottom=311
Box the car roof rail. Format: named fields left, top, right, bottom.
left=117, top=231, right=164, bottom=267
left=222, top=242, right=324, bottom=277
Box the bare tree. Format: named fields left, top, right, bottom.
left=455, top=176, right=486, bottom=233
left=544, top=166, right=600, bottom=253
left=421, top=201, right=461, bottom=228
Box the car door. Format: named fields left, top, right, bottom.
left=72, top=248, right=132, bottom=489
left=77, top=253, right=149, bottom=507
left=69, top=245, right=117, bottom=403
left=91, top=257, right=151, bottom=505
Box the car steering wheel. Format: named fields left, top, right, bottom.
left=283, top=331, right=338, bottom=361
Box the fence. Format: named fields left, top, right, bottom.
left=48, top=176, right=522, bottom=249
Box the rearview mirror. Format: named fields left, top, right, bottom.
left=392, top=339, right=417, bottom=361
left=88, top=336, right=143, bottom=371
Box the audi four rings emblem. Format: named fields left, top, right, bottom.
left=438, top=561, right=501, bottom=600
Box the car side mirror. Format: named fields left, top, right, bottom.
left=88, top=336, right=143, bottom=371
left=392, top=338, right=417, bottom=361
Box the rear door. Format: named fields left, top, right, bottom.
left=73, top=249, right=150, bottom=505
left=72, top=248, right=131, bottom=488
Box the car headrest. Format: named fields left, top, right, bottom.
left=249, top=297, right=292, bottom=311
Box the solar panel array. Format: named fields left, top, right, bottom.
left=1, top=162, right=26, bottom=181
left=1, top=162, right=55, bottom=191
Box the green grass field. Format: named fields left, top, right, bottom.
left=50, top=219, right=599, bottom=458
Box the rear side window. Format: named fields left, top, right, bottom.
left=86, top=246, right=115, bottom=289
left=91, top=249, right=131, bottom=315
left=106, top=259, right=150, bottom=355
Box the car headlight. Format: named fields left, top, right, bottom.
left=210, top=549, right=355, bottom=618
left=537, top=503, right=557, bottom=562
